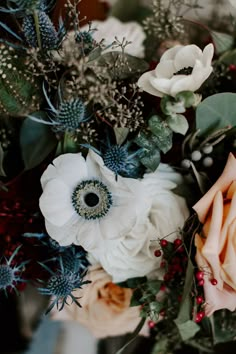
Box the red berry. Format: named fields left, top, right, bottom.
left=174, top=239, right=182, bottom=248
left=148, top=320, right=156, bottom=329
left=160, top=239, right=168, bottom=247
left=195, top=311, right=205, bottom=323
left=196, top=271, right=204, bottom=280
left=178, top=295, right=182, bottom=302
left=196, top=295, right=204, bottom=305
left=229, top=64, right=236, bottom=71
left=154, top=249, right=162, bottom=257
left=197, top=279, right=205, bottom=286
left=211, top=278, right=218, bottom=286
left=160, top=284, right=166, bottom=291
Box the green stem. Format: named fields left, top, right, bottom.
left=33, top=10, right=42, bottom=50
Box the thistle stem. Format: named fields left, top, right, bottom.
left=33, top=10, right=42, bottom=50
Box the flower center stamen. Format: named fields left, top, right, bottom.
left=84, top=192, right=99, bottom=207
left=72, top=180, right=112, bottom=220
left=174, top=66, right=193, bottom=75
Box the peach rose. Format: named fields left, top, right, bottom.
left=193, top=153, right=236, bottom=316
left=52, top=265, right=148, bottom=338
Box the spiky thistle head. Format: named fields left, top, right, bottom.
left=57, top=98, right=86, bottom=130
left=38, top=258, right=90, bottom=313
left=103, top=145, right=129, bottom=176
left=60, top=247, right=89, bottom=274
left=0, top=245, right=27, bottom=293
left=23, top=11, right=58, bottom=50
left=75, top=31, right=95, bottom=55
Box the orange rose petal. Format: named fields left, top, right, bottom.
left=201, top=191, right=224, bottom=289
left=222, top=219, right=236, bottom=290
left=219, top=191, right=236, bottom=253
left=226, top=180, right=236, bottom=199
left=204, top=280, right=236, bottom=316
left=193, top=153, right=236, bottom=223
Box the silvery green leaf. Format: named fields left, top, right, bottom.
left=114, top=127, right=129, bottom=145
left=175, top=320, right=200, bottom=342
left=166, top=114, right=189, bottom=135
left=210, top=31, right=234, bottom=54
left=148, top=115, right=173, bottom=153
left=140, top=148, right=161, bottom=171
left=196, top=93, right=236, bottom=135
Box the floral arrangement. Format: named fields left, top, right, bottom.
left=1, top=0, right=236, bottom=352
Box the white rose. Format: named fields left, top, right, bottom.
left=138, top=43, right=214, bottom=97
left=91, top=164, right=189, bottom=283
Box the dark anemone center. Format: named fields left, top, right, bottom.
left=174, top=66, right=193, bottom=76
left=84, top=193, right=99, bottom=207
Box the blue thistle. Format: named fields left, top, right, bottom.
left=60, top=247, right=89, bottom=274
left=75, top=31, right=95, bottom=55
left=23, top=11, right=58, bottom=50
left=38, top=258, right=90, bottom=313
left=57, top=98, right=86, bottom=130
left=103, top=144, right=143, bottom=178
left=0, top=245, right=28, bottom=294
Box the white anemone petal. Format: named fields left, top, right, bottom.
left=138, top=70, right=163, bottom=97
left=40, top=179, right=75, bottom=227
left=174, top=44, right=202, bottom=71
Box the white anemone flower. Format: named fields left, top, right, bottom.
left=39, top=150, right=150, bottom=251
left=81, top=16, right=146, bottom=58
left=229, top=0, right=236, bottom=8
left=138, top=43, right=214, bottom=97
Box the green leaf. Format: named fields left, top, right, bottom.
left=219, top=48, right=236, bottom=65
left=190, top=162, right=209, bottom=194
left=140, top=148, right=161, bottom=171
left=196, top=93, right=236, bottom=135
left=175, top=320, right=200, bottom=342
left=117, top=276, right=147, bottom=289
left=210, top=31, right=234, bottom=54
left=88, top=52, right=149, bottom=80
left=166, top=114, right=189, bottom=135
left=147, top=280, right=162, bottom=295
left=151, top=338, right=170, bottom=354
left=0, top=143, right=6, bottom=177
left=175, top=91, right=196, bottom=108
left=174, top=260, right=194, bottom=337
left=114, top=127, right=129, bottom=145
left=130, top=288, right=142, bottom=307
left=115, top=317, right=146, bottom=354
left=148, top=115, right=173, bottom=153
left=20, top=114, right=57, bottom=170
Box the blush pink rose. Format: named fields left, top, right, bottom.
left=193, top=153, right=236, bottom=316
left=52, top=265, right=148, bottom=338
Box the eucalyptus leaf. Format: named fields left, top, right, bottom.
left=130, top=288, right=142, bottom=306
left=0, top=143, right=6, bottom=177
left=219, top=48, right=236, bottom=65
left=114, top=127, right=129, bottom=145
left=141, top=148, right=161, bottom=171
left=148, top=115, right=173, bottom=153
left=175, top=320, right=200, bottom=342
left=88, top=51, right=149, bottom=80
left=166, top=114, right=189, bottom=135
left=20, top=114, right=57, bottom=170
left=196, top=93, right=236, bottom=135
left=210, top=31, right=234, bottom=54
